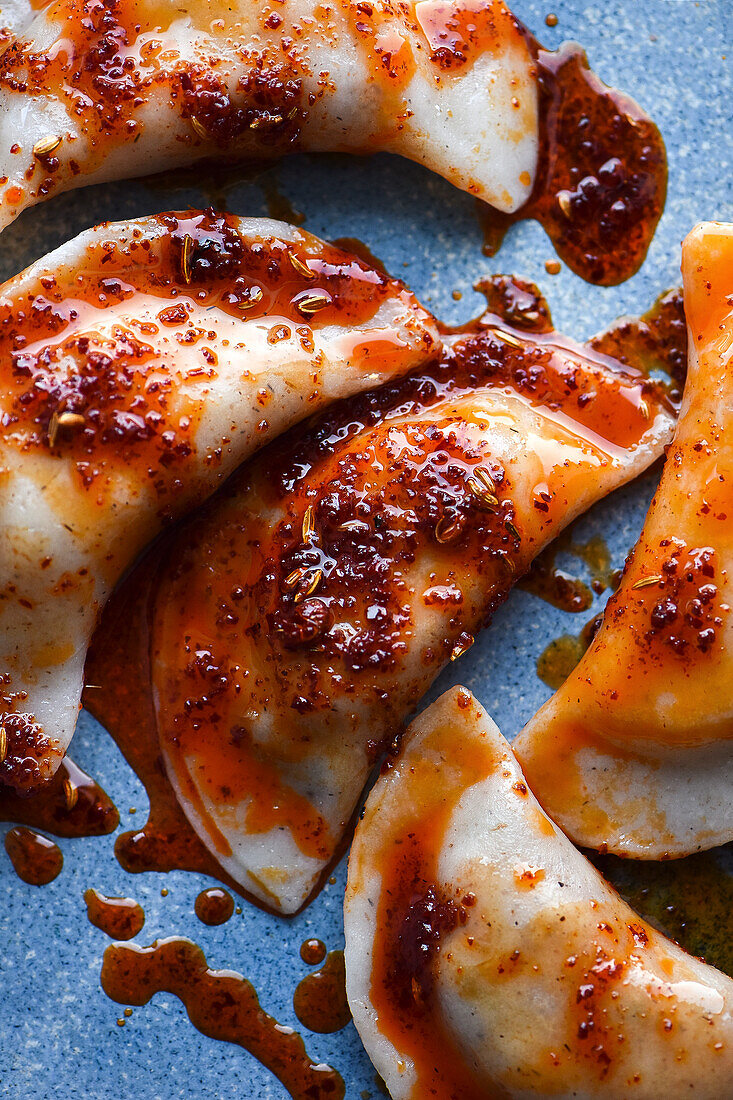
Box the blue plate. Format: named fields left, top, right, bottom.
left=1, top=2, right=731, bottom=1096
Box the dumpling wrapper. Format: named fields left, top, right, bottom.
left=0, top=210, right=437, bottom=789
left=0, top=0, right=537, bottom=232
left=151, top=302, right=676, bottom=913
left=515, top=221, right=733, bottom=859
left=345, top=686, right=733, bottom=1099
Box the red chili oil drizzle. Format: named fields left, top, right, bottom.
left=0, top=756, right=119, bottom=837
left=83, top=553, right=251, bottom=898
left=100, top=937, right=345, bottom=1100
left=85, top=888, right=145, bottom=940
left=293, top=950, right=351, bottom=1034
left=82, top=274, right=682, bottom=909
left=480, top=41, right=667, bottom=285
left=194, top=886, right=234, bottom=926
left=4, top=825, right=62, bottom=884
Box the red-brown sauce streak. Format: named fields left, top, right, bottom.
left=82, top=276, right=682, bottom=907
left=480, top=42, right=667, bottom=285
left=293, top=950, right=351, bottom=1034
left=83, top=554, right=251, bottom=896
left=0, top=756, right=119, bottom=836
left=4, top=825, right=63, bottom=884
left=194, top=886, right=234, bottom=926
left=100, top=937, right=345, bottom=1100
left=85, top=888, right=145, bottom=940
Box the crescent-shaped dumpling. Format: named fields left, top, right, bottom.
left=0, top=210, right=437, bottom=789
left=345, top=686, right=733, bottom=1099
left=0, top=0, right=538, bottom=231
left=150, top=303, right=676, bottom=913
left=514, top=221, right=733, bottom=859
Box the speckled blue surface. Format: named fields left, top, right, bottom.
left=1, top=3, right=731, bottom=1097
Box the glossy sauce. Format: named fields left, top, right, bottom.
left=4, top=825, right=62, bottom=884
left=194, top=886, right=234, bottom=926
left=85, top=888, right=145, bottom=940
left=536, top=613, right=603, bottom=689
left=100, top=937, right=344, bottom=1100
left=521, top=532, right=611, bottom=612
left=84, top=275, right=677, bottom=911
left=300, top=938, right=327, bottom=966
left=367, top=695, right=504, bottom=1099
left=293, top=950, right=351, bottom=1034
left=480, top=41, right=667, bottom=284
left=0, top=756, right=119, bottom=837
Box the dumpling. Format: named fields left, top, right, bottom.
left=514, top=221, right=733, bottom=859
left=150, top=298, right=676, bottom=912
left=344, top=686, right=733, bottom=1099
left=0, top=2, right=665, bottom=282
left=0, top=210, right=437, bottom=790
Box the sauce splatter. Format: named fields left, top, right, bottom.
left=521, top=531, right=612, bottom=612
left=85, top=888, right=145, bottom=940
left=480, top=42, right=667, bottom=285
left=100, top=937, right=344, bottom=1100
left=0, top=757, right=119, bottom=838
left=83, top=553, right=254, bottom=901
left=4, top=825, right=62, bottom=884
left=300, top=938, right=327, bottom=966
left=293, top=951, right=351, bottom=1034
left=261, top=171, right=305, bottom=226
left=536, top=614, right=603, bottom=689
left=593, top=849, right=733, bottom=978
left=195, top=887, right=234, bottom=926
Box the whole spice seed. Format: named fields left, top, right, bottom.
left=190, top=116, right=208, bottom=140
left=64, top=777, right=78, bottom=812
left=289, top=252, right=315, bottom=280
left=505, top=519, right=521, bottom=540
left=632, top=575, right=663, bottom=590
left=48, top=410, right=85, bottom=447
left=0, top=725, right=7, bottom=763
left=294, top=568, right=323, bottom=604
left=489, top=327, right=523, bottom=349
left=296, top=293, right=331, bottom=316
left=181, top=234, right=194, bottom=284
left=557, top=191, right=572, bottom=219
left=435, top=514, right=463, bottom=544
left=302, top=505, right=317, bottom=543
left=467, top=475, right=498, bottom=509
left=33, top=134, right=62, bottom=159
left=284, top=566, right=307, bottom=590
left=639, top=398, right=650, bottom=420
left=237, top=286, right=264, bottom=310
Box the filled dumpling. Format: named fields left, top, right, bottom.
left=0, top=210, right=436, bottom=789
left=0, top=2, right=665, bottom=281
left=345, top=686, right=733, bottom=1099
left=150, top=296, right=676, bottom=912
left=515, top=221, right=733, bottom=859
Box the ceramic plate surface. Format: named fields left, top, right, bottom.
left=1, top=2, right=731, bottom=1097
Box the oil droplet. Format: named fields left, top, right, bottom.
left=544, top=259, right=561, bottom=275
left=293, top=950, right=351, bottom=1034
left=85, top=888, right=145, bottom=940
left=300, top=938, right=327, bottom=966
left=101, top=937, right=345, bottom=1099
left=194, top=887, right=234, bottom=926
left=537, top=615, right=603, bottom=689
left=545, top=13, right=558, bottom=27
left=4, top=826, right=63, bottom=885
